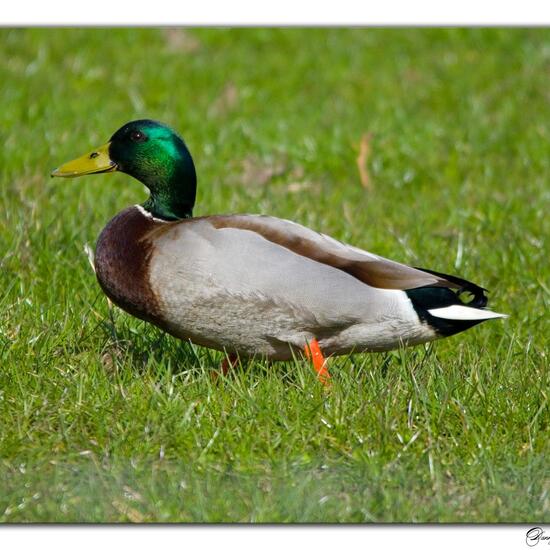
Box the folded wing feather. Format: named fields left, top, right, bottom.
left=205, top=214, right=465, bottom=292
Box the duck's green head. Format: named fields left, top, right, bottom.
left=51, top=119, right=197, bottom=220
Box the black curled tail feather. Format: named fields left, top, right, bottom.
left=413, top=266, right=488, bottom=308
left=406, top=268, right=491, bottom=337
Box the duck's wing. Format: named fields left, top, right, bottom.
left=201, top=214, right=487, bottom=301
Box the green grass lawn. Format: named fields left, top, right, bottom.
left=0, top=28, right=549, bottom=522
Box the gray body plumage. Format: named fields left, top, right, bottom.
left=145, top=208, right=437, bottom=359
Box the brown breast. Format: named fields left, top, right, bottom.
left=94, top=206, right=165, bottom=325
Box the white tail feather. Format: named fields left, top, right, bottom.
left=428, top=305, right=508, bottom=321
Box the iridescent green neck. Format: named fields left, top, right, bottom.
left=138, top=142, right=196, bottom=221
left=141, top=164, right=196, bottom=221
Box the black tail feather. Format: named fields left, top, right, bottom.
left=413, top=266, right=488, bottom=308
left=406, top=267, right=492, bottom=337
left=405, top=286, right=488, bottom=336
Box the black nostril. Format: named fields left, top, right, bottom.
left=90, top=152, right=99, bottom=159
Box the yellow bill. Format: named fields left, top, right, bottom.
left=51, top=143, right=117, bottom=178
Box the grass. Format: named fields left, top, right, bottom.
left=0, top=28, right=549, bottom=522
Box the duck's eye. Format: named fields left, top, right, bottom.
left=129, top=130, right=146, bottom=142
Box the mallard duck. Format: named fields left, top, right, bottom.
left=52, top=120, right=506, bottom=383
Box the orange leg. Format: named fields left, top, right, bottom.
left=211, top=353, right=239, bottom=381
left=304, top=338, right=331, bottom=385
left=220, top=353, right=239, bottom=376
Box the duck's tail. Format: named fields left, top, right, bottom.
left=405, top=267, right=507, bottom=337
left=427, top=304, right=507, bottom=321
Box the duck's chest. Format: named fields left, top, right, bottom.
left=94, top=206, right=163, bottom=324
